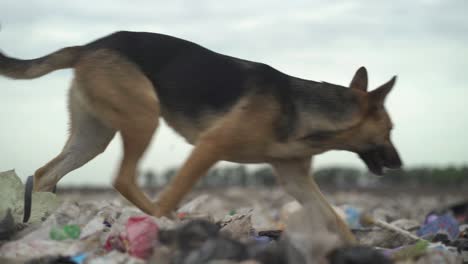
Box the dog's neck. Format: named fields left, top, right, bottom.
left=288, top=77, right=364, bottom=149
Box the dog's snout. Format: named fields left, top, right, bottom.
left=382, top=145, right=402, bottom=169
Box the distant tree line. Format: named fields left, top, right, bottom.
left=141, top=165, right=468, bottom=189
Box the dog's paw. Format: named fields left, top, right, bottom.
left=152, top=201, right=176, bottom=219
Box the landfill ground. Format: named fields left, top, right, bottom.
left=1, top=183, right=467, bottom=264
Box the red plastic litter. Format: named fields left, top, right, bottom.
left=104, top=216, right=159, bottom=259
left=104, top=234, right=126, bottom=253
left=177, top=212, right=187, bottom=220
left=126, top=216, right=159, bottom=259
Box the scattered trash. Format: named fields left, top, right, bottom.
left=175, top=220, right=220, bottom=251
left=328, top=246, right=393, bottom=264
left=166, top=219, right=258, bottom=264
left=381, top=240, right=464, bottom=263
left=449, top=238, right=468, bottom=256
left=340, top=205, right=363, bottom=230
left=432, top=233, right=450, bottom=243
left=0, top=209, right=16, bottom=240
left=361, top=213, right=421, bottom=242
left=0, top=174, right=466, bottom=263
left=177, top=212, right=187, bottom=220
left=417, top=214, right=460, bottom=240
left=355, top=228, right=413, bottom=248
left=385, top=240, right=430, bottom=260
left=248, top=240, right=285, bottom=264
left=177, top=194, right=225, bottom=222
left=50, top=224, right=81, bottom=241
left=416, top=242, right=462, bottom=264
left=250, top=206, right=280, bottom=232
left=77, top=205, right=117, bottom=239
left=459, top=225, right=468, bottom=239
left=24, top=255, right=81, bottom=264
left=126, top=216, right=159, bottom=259
left=372, top=207, right=400, bottom=223
left=257, top=230, right=282, bottom=240
left=0, top=170, right=24, bottom=223
left=105, top=215, right=158, bottom=260
left=251, top=235, right=273, bottom=245
left=449, top=201, right=468, bottom=224
left=390, top=218, right=420, bottom=232
left=89, top=250, right=145, bottom=264
left=70, top=253, right=88, bottom=264
left=220, top=213, right=253, bottom=241
left=0, top=170, right=59, bottom=224
left=0, top=239, right=80, bottom=259
left=363, top=218, right=420, bottom=248
left=148, top=245, right=172, bottom=264
left=427, top=200, right=468, bottom=225
left=178, top=237, right=249, bottom=264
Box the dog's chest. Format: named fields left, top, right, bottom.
left=161, top=115, right=200, bottom=145
left=266, top=140, right=318, bottom=159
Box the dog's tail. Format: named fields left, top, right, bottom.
left=0, top=46, right=83, bottom=79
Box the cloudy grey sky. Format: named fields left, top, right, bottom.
left=1, top=0, right=467, bottom=185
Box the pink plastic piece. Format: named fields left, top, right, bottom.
left=104, top=215, right=159, bottom=259
left=125, top=216, right=159, bottom=259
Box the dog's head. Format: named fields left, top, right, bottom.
left=346, top=67, right=402, bottom=175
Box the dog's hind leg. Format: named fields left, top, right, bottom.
left=72, top=50, right=160, bottom=215
left=112, top=119, right=158, bottom=215
left=33, top=84, right=116, bottom=192
left=271, top=158, right=356, bottom=244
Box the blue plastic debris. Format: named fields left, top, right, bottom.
left=252, top=235, right=273, bottom=244
left=103, top=220, right=112, bottom=228
left=344, top=206, right=362, bottom=229
left=417, top=214, right=459, bottom=240
left=70, top=253, right=87, bottom=264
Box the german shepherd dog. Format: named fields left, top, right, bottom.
left=0, top=31, right=402, bottom=243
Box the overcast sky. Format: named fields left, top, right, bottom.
left=1, top=0, right=467, bottom=186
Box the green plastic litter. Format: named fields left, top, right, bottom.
left=392, top=240, right=430, bottom=260
left=50, top=224, right=81, bottom=240
left=0, top=170, right=60, bottom=224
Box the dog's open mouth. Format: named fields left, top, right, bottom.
left=358, top=146, right=402, bottom=175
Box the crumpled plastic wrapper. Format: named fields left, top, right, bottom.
left=220, top=211, right=253, bottom=241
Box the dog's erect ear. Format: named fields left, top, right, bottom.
left=350, top=66, right=368, bottom=92
left=370, top=76, right=397, bottom=104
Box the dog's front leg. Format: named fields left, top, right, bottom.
left=272, top=158, right=356, bottom=244
left=153, top=138, right=222, bottom=217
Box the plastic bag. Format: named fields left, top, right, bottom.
left=105, top=215, right=158, bottom=260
